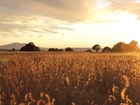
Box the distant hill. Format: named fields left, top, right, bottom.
left=0, top=43, right=90, bottom=51
left=0, top=43, right=26, bottom=50
left=0, top=43, right=48, bottom=51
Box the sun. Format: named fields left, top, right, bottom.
left=69, top=10, right=140, bottom=47
left=101, top=11, right=138, bottom=23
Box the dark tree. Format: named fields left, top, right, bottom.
left=12, top=48, right=15, bottom=51
left=128, top=40, right=138, bottom=52
left=112, top=40, right=139, bottom=52
left=86, top=49, right=92, bottom=52
left=92, top=44, right=101, bottom=52
left=112, top=42, right=126, bottom=52
left=65, top=47, right=74, bottom=52
left=48, top=48, right=63, bottom=52
left=102, top=47, right=112, bottom=53
left=20, top=42, right=41, bottom=51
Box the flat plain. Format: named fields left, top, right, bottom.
left=0, top=52, right=140, bottom=105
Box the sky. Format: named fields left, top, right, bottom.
left=0, top=0, right=140, bottom=48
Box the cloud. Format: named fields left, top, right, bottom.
left=0, top=16, right=75, bottom=37
left=0, top=0, right=140, bottom=38
left=107, top=0, right=140, bottom=18
left=0, top=0, right=93, bottom=22
left=1, top=0, right=140, bottom=22
left=0, top=0, right=88, bottom=37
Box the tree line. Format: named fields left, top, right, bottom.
left=19, top=40, right=140, bottom=53
left=19, top=42, right=74, bottom=52
left=91, top=40, right=139, bottom=53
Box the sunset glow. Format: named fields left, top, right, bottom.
left=0, top=0, right=140, bottom=48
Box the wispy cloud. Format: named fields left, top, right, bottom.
left=107, top=0, right=140, bottom=18
left=1, top=0, right=140, bottom=21
left=0, top=0, right=93, bottom=22
left=0, top=0, right=140, bottom=39
left=0, top=16, right=75, bottom=37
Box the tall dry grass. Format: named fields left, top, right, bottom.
left=0, top=52, right=140, bottom=105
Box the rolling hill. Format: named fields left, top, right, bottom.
left=0, top=43, right=90, bottom=51
left=0, top=43, right=26, bottom=50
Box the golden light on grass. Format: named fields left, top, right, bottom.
left=122, top=75, right=130, bottom=88
left=1, top=53, right=140, bottom=104
left=121, top=75, right=131, bottom=103
left=24, top=93, right=29, bottom=102
left=28, top=92, right=36, bottom=103
left=45, top=94, right=51, bottom=105
left=126, top=95, right=132, bottom=104
left=10, top=94, right=16, bottom=105
left=72, top=102, right=76, bottom=105
left=112, top=84, right=119, bottom=94
left=121, top=88, right=127, bottom=100
left=37, top=99, right=45, bottom=105
left=108, top=95, right=116, bottom=102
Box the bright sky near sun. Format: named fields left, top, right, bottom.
left=0, top=0, right=140, bottom=48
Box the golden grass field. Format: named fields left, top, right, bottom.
left=0, top=52, right=140, bottom=105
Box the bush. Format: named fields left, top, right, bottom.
left=20, top=42, right=41, bottom=51
left=48, top=48, right=63, bottom=52
left=65, top=47, right=74, bottom=52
